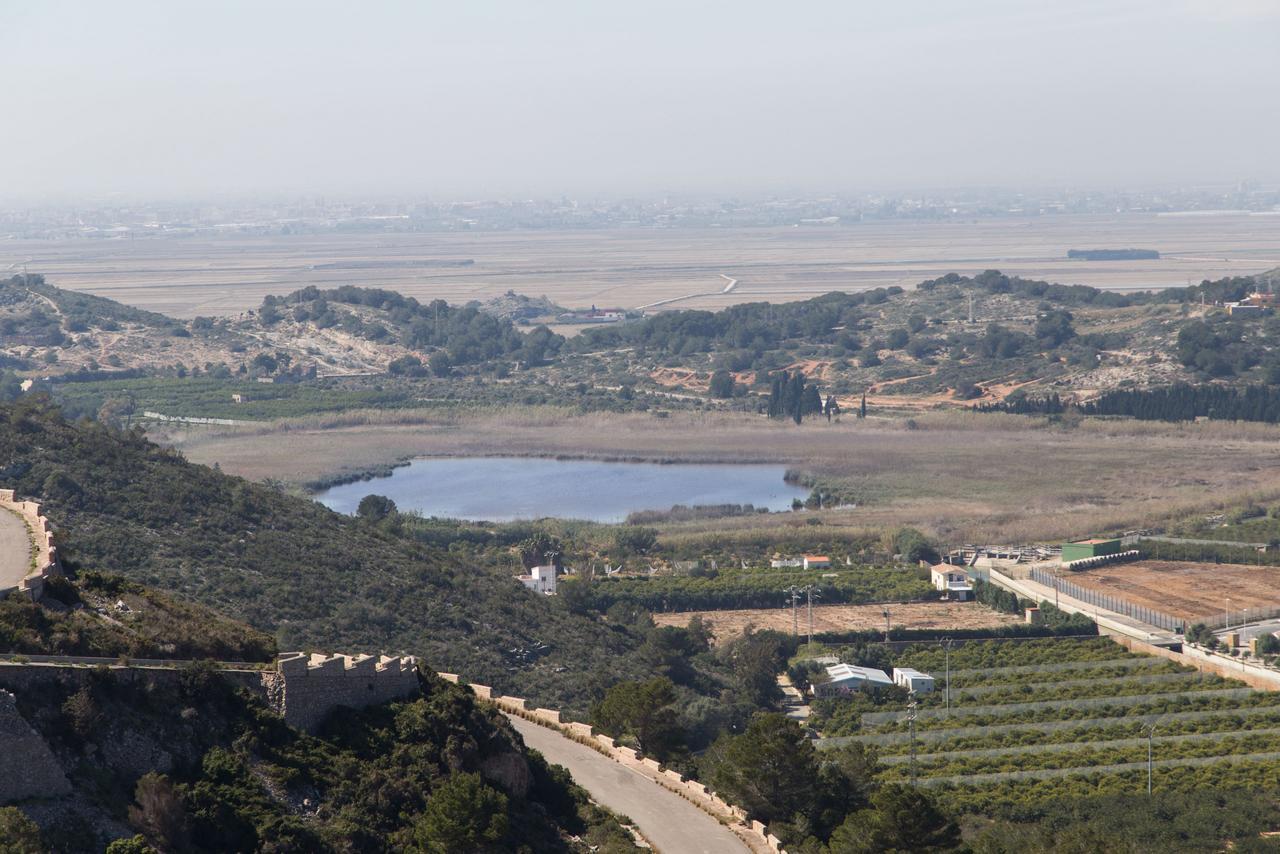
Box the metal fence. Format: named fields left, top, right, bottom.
left=1031, top=567, right=1280, bottom=633
left=1030, top=568, right=1188, bottom=632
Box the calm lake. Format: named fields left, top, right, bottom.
left=316, top=457, right=809, bottom=522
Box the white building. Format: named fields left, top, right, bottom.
left=517, top=565, right=557, bottom=595
left=930, top=565, right=973, bottom=601
left=893, top=667, right=935, bottom=694
left=771, top=557, right=804, bottom=569
left=802, top=555, right=831, bottom=569
left=813, top=663, right=894, bottom=697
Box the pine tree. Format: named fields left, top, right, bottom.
left=787, top=372, right=806, bottom=424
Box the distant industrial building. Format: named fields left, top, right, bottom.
left=813, top=663, right=894, bottom=697
left=930, top=565, right=973, bottom=600
left=556, top=305, right=627, bottom=324
left=1061, top=538, right=1122, bottom=563
left=1227, top=302, right=1264, bottom=317
left=893, top=667, right=935, bottom=694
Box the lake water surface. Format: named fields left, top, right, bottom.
left=316, top=457, right=808, bottom=522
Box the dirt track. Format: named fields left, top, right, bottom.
left=1069, top=560, right=1280, bottom=621
left=651, top=601, right=1020, bottom=644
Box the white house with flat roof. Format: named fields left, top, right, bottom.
left=931, top=565, right=973, bottom=601
left=893, top=667, right=935, bottom=694
left=813, top=663, right=894, bottom=698
left=517, top=565, right=557, bottom=595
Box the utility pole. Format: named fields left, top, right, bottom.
left=785, top=586, right=801, bottom=637
left=906, top=694, right=919, bottom=789
left=941, top=637, right=954, bottom=713
left=805, top=585, right=821, bottom=646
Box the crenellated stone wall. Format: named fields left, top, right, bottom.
left=438, top=673, right=787, bottom=854
left=268, top=651, right=421, bottom=733
left=0, top=689, right=70, bottom=805
left=0, top=488, right=61, bottom=600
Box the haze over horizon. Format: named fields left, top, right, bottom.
left=3, top=0, right=1280, bottom=201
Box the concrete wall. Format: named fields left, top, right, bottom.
left=0, top=489, right=61, bottom=600
left=1104, top=630, right=1280, bottom=691
left=0, top=689, right=71, bottom=804
left=271, top=652, right=420, bottom=733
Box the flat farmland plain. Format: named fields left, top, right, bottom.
left=7, top=213, right=1280, bottom=317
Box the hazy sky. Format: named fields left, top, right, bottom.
left=3, top=0, right=1279, bottom=200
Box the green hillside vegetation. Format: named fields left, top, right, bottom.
left=10, top=270, right=1280, bottom=417
left=0, top=572, right=275, bottom=662
left=6, top=666, right=634, bottom=853
left=0, top=396, right=652, bottom=713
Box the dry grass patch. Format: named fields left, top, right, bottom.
left=651, top=601, right=1021, bottom=644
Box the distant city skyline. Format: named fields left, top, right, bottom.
left=3, top=1, right=1279, bottom=200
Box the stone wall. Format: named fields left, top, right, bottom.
left=0, top=488, right=61, bottom=600
left=438, top=673, right=787, bottom=854
left=0, top=689, right=70, bottom=804
left=270, top=652, right=420, bottom=733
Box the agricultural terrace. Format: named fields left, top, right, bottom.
left=812, top=636, right=1280, bottom=814
left=581, top=563, right=934, bottom=613
left=651, top=601, right=1020, bottom=644
left=1066, top=560, right=1280, bottom=622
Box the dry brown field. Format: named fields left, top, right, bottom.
left=168, top=409, right=1280, bottom=544
left=1068, top=560, right=1280, bottom=622
left=10, top=213, right=1280, bottom=317
left=651, top=601, right=1021, bottom=644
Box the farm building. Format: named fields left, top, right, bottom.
left=892, top=668, right=935, bottom=694
left=803, top=555, right=831, bottom=569
left=1061, top=538, right=1123, bottom=563
left=813, top=663, right=894, bottom=698
left=930, top=565, right=973, bottom=600
left=516, top=565, right=557, bottom=595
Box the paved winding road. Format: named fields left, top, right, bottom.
left=0, top=509, right=31, bottom=591
left=506, top=715, right=748, bottom=854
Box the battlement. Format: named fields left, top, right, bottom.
left=267, top=651, right=421, bottom=732
left=0, top=489, right=61, bottom=600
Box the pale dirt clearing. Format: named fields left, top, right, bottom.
left=1068, top=560, right=1280, bottom=622
left=651, top=601, right=1021, bottom=644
